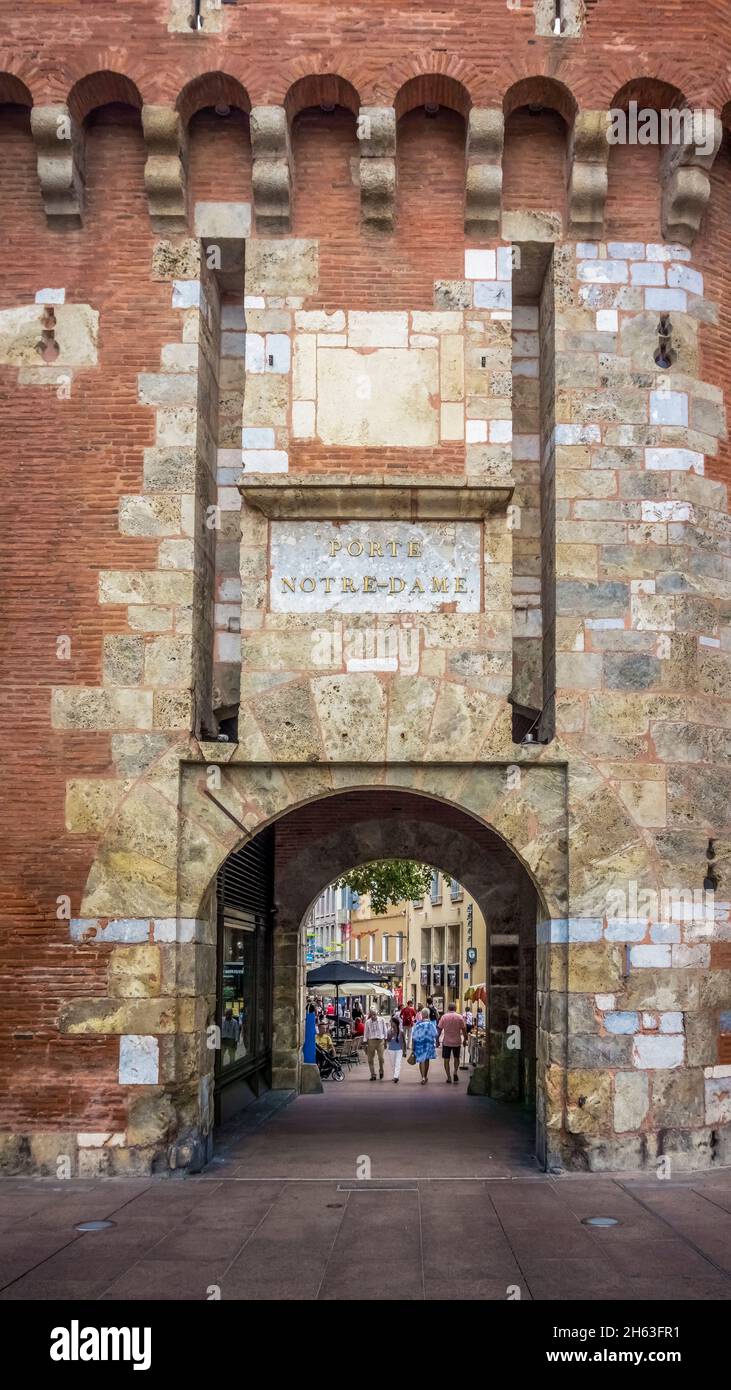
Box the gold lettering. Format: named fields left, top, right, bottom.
left=455, top=577, right=466, bottom=592
left=387, top=540, right=400, bottom=557
left=410, top=578, right=425, bottom=594
left=389, top=577, right=405, bottom=594
left=363, top=576, right=377, bottom=593
left=281, top=577, right=296, bottom=593
left=321, top=577, right=333, bottom=594
left=342, top=578, right=357, bottom=593
left=329, top=540, right=342, bottom=557
left=368, top=541, right=383, bottom=558
left=300, top=577, right=315, bottom=592
left=431, top=577, right=448, bottom=592
left=407, top=541, right=422, bottom=557
left=347, top=540, right=363, bottom=557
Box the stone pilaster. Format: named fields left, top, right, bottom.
left=30, top=104, right=85, bottom=228
left=465, top=108, right=503, bottom=239
left=250, top=105, right=292, bottom=233
left=358, top=106, right=396, bottom=230
left=661, top=113, right=722, bottom=247
left=142, top=105, right=188, bottom=232
left=568, top=111, right=609, bottom=241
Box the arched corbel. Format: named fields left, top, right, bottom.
left=465, top=108, right=503, bottom=239
left=142, top=105, right=188, bottom=232
left=661, top=112, right=722, bottom=246
left=358, top=106, right=396, bottom=230
left=568, top=111, right=609, bottom=240
left=30, top=104, right=85, bottom=228
left=250, top=106, right=292, bottom=233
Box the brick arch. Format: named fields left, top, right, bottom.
left=67, top=71, right=143, bottom=124
left=284, top=73, right=360, bottom=121
left=608, top=77, right=687, bottom=113
left=176, top=72, right=251, bottom=126
left=0, top=73, right=32, bottom=106
left=503, top=76, right=577, bottom=125
left=394, top=73, right=472, bottom=121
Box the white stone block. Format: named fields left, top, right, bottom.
left=512, top=358, right=539, bottom=377
left=512, top=330, right=539, bottom=357
left=466, top=419, right=487, bottom=443
left=218, top=485, right=241, bottom=509
left=577, top=260, right=629, bottom=284
left=222, top=331, right=246, bottom=357
left=650, top=390, right=688, bottom=425
left=215, top=632, right=240, bottom=663
left=632, top=1033, right=684, bottom=1069
left=667, top=263, right=703, bottom=295
left=242, top=427, right=275, bottom=450
left=576, top=243, right=599, bottom=258
left=645, top=447, right=703, bottom=473
left=465, top=249, right=496, bottom=280
left=596, top=309, right=618, bottom=332
left=473, top=281, right=511, bottom=309
left=658, top=1011, right=683, bottom=1034
left=119, top=1035, right=159, bottom=1085
left=585, top=617, right=624, bottom=629
left=644, top=287, right=687, bottom=311
left=36, top=287, right=66, bottom=304
left=489, top=419, right=512, bottom=443
left=265, top=333, right=291, bottom=373
left=348, top=311, right=408, bottom=348
left=607, top=242, right=645, bottom=259
left=646, top=243, right=691, bottom=261
left=222, top=305, right=245, bottom=330
left=512, top=434, right=540, bottom=460
left=295, top=310, right=345, bottom=332
left=555, top=424, right=601, bottom=444
left=630, top=261, right=665, bottom=286
left=705, top=1077, right=731, bottom=1125
left=595, top=995, right=616, bottom=1011
left=512, top=305, right=539, bottom=329
left=318, top=333, right=346, bottom=347
left=496, top=246, right=513, bottom=280
left=699, top=635, right=720, bottom=647
left=245, top=333, right=266, bottom=372
left=244, top=295, right=265, bottom=309
left=172, top=280, right=201, bottom=309
left=614, top=1070, right=650, bottom=1131
left=194, top=200, right=251, bottom=238
left=241, top=449, right=288, bottom=473
left=440, top=402, right=464, bottom=440
left=293, top=334, right=317, bottom=399
left=671, top=943, right=711, bottom=967
left=641, top=1012, right=658, bottom=1030
left=630, top=944, right=671, bottom=968
left=292, top=400, right=316, bottom=438
left=218, top=577, right=242, bottom=602
left=641, top=500, right=693, bottom=522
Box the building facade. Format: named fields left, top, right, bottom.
left=403, top=873, right=488, bottom=1014
left=1, top=1, right=730, bottom=1177
left=303, top=882, right=352, bottom=967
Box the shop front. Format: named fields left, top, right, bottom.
left=214, top=828, right=274, bottom=1124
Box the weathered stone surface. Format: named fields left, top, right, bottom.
left=614, top=1071, right=650, bottom=1132
left=567, top=1069, right=613, bottom=1133
left=245, top=239, right=318, bottom=296
left=109, top=946, right=162, bottom=999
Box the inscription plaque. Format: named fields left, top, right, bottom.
left=269, top=520, right=481, bottom=613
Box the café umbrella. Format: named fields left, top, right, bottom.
left=306, top=959, right=391, bottom=1020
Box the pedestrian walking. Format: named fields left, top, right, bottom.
left=364, top=1007, right=388, bottom=1080
left=437, top=1002, right=467, bottom=1083
left=399, top=999, right=416, bottom=1051
left=411, top=1007, right=438, bottom=1085
left=386, top=1014, right=405, bottom=1083
left=426, top=996, right=439, bottom=1023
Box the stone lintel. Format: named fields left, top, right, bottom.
left=30, top=104, right=85, bottom=228
left=568, top=111, right=609, bottom=240
left=240, top=472, right=514, bottom=519
left=142, top=105, right=188, bottom=232
left=465, top=108, right=503, bottom=238
left=250, top=105, right=292, bottom=233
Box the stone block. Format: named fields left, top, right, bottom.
left=52, top=688, right=153, bottom=731
left=194, top=201, right=251, bottom=238
left=244, top=239, right=318, bottom=296
left=109, top=946, right=162, bottom=999
left=633, top=1034, right=684, bottom=1069
left=566, top=1069, right=612, bottom=1134
left=118, top=1035, right=160, bottom=1084
left=614, top=1070, right=650, bottom=1132
left=651, top=1068, right=704, bottom=1126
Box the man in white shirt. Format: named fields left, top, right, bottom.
left=364, top=1008, right=388, bottom=1080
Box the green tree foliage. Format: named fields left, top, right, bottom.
left=338, top=860, right=449, bottom=915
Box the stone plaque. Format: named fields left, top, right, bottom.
left=269, top=520, right=481, bottom=612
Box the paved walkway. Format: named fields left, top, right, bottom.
left=1, top=1062, right=731, bottom=1301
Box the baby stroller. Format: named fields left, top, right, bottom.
left=316, top=1043, right=344, bottom=1081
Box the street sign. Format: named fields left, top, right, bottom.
left=466, top=946, right=477, bottom=965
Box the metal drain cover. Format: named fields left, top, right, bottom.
left=582, top=1216, right=619, bottom=1228
left=75, top=1219, right=116, bottom=1232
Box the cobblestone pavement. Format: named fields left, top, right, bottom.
left=1, top=1065, right=730, bottom=1301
